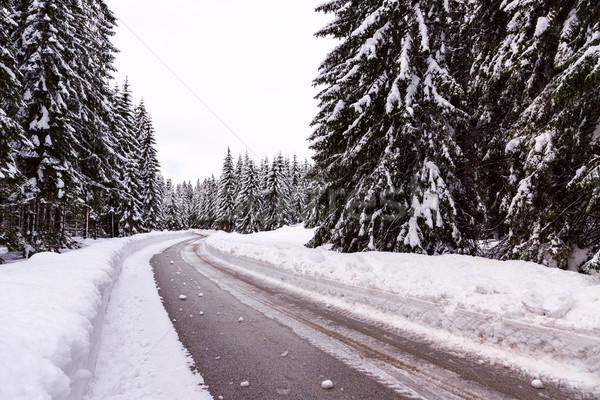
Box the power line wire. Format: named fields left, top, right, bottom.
left=114, top=15, right=261, bottom=160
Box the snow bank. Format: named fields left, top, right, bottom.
left=85, top=238, right=211, bottom=400
left=0, top=231, right=195, bottom=400
left=204, top=226, right=600, bottom=392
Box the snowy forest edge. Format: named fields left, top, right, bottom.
left=0, top=0, right=599, bottom=273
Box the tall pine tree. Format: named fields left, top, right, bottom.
left=309, top=0, right=473, bottom=254
left=162, top=178, right=183, bottom=230
left=262, top=154, right=292, bottom=231
left=134, top=99, right=161, bottom=231
left=0, top=0, right=24, bottom=186
left=216, top=148, right=236, bottom=231
left=235, top=153, right=262, bottom=233
left=14, top=0, right=85, bottom=248
left=114, top=80, right=143, bottom=236
left=496, top=1, right=600, bottom=270
left=71, top=0, right=119, bottom=239
left=0, top=0, right=28, bottom=249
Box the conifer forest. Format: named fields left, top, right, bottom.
left=0, top=0, right=599, bottom=273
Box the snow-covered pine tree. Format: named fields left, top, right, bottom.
left=0, top=0, right=28, bottom=249
left=13, top=0, right=85, bottom=249
left=288, top=154, right=304, bottom=224
left=114, top=80, right=144, bottom=236
left=176, top=181, right=193, bottom=228
left=190, top=178, right=205, bottom=228
left=234, top=154, right=243, bottom=199
left=303, top=162, right=326, bottom=228
left=466, top=0, right=574, bottom=240
left=216, top=148, right=236, bottom=231
left=235, top=153, right=262, bottom=233
left=259, top=157, right=270, bottom=192
left=202, top=175, right=219, bottom=228
left=69, top=0, right=119, bottom=238
left=492, top=1, right=600, bottom=270
left=189, top=176, right=217, bottom=229
left=100, top=85, right=123, bottom=237
left=300, top=159, right=313, bottom=220
left=0, top=0, right=25, bottom=185
left=262, top=154, right=292, bottom=231
left=134, top=99, right=161, bottom=231
left=461, top=1, right=513, bottom=237
left=309, top=0, right=472, bottom=254
left=154, top=173, right=167, bottom=230
left=162, top=178, right=183, bottom=230
left=189, top=179, right=203, bottom=228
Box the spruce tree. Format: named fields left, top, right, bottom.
left=234, top=154, right=243, bottom=198
left=0, top=0, right=24, bottom=185
left=13, top=0, right=85, bottom=248
left=259, top=157, right=270, bottom=192
left=71, top=0, right=119, bottom=238
left=162, top=178, right=183, bottom=230
left=114, top=80, right=143, bottom=236
left=216, top=148, right=236, bottom=231
left=134, top=100, right=161, bottom=231
left=235, top=153, right=262, bottom=233
left=189, top=175, right=219, bottom=229
left=0, top=0, right=28, bottom=249
left=495, top=1, right=600, bottom=270
left=309, top=0, right=472, bottom=254
left=154, top=173, right=167, bottom=230
left=177, top=181, right=193, bottom=228
left=303, top=162, right=326, bottom=228
left=262, top=154, right=292, bottom=230
left=203, top=175, right=219, bottom=228
left=189, top=179, right=201, bottom=228
left=288, top=154, right=305, bottom=224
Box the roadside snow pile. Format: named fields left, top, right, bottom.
left=204, top=225, right=600, bottom=392
left=205, top=226, right=600, bottom=329
left=84, top=238, right=211, bottom=400
left=0, top=231, right=194, bottom=400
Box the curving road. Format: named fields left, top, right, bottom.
left=150, top=237, right=581, bottom=400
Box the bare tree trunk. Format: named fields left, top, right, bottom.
left=84, top=208, right=89, bottom=239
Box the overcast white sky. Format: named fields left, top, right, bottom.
left=104, top=0, right=337, bottom=183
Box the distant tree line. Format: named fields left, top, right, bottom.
left=182, top=148, right=311, bottom=234
left=0, top=0, right=163, bottom=254
left=307, top=0, right=600, bottom=272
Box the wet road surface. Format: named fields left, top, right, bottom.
left=150, top=238, right=582, bottom=400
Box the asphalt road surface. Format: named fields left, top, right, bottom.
left=150, top=237, right=582, bottom=400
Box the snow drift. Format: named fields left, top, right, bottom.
left=0, top=231, right=194, bottom=400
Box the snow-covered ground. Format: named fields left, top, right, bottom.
left=3, top=225, right=599, bottom=399
left=84, top=238, right=211, bottom=400
left=203, top=225, right=600, bottom=394
left=0, top=231, right=210, bottom=400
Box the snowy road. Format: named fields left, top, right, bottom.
left=152, top=238, right=580, bottom=400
